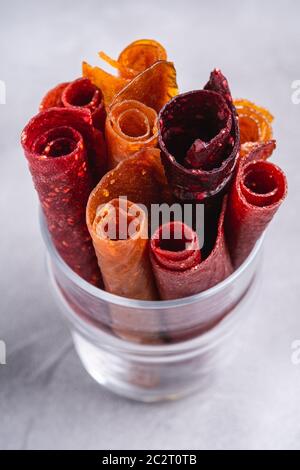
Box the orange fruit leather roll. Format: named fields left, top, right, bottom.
left=86, top=147, right=172, bottom=213
left=105, top=100, right=158, bottom=168
left=83, top=48, right=178, bottom=110
left=88, top=198, right=157, bottom=300
left=82, top=39, right=171, bottom=108
left=87, top=197, right=160, bottom=344
left=234, top=98, right=276, bottom=162
left=82, top=61, right=128, bottom=108
left=99, top=39, right=167, bottom=79
left=86, top=147, right=172, bottom=344
left=111, top=61, right=178, bottom=113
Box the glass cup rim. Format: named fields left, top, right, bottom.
left=39, top=210, right=264, bottom=310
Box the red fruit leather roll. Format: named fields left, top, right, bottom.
left=150, top=198, right=233, bottom=300
left=40, top=78, right=107, bottom=180
left=158, top=69, right=240, bottom=202
left=40, top=77, right=106, bottom=131
left=21, top=107, right=102, bottom=286
left=39, top=82, right=69, bottom=109
left=225, top=160, right=287, bottom=268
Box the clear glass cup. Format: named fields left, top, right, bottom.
left=40, top=214, right=263, bottom=402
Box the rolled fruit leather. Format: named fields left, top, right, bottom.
left=86, top=147, right=172, bottom=216
left=99, top=39, right=167, bottom=79
left=21, top=107, right=103, bottom=286
left=234, top=98, right=276, bottom=162
left=89, top=197, right=157, bottom=299
left=225, top=159, right=287, bottom=268
left=150, top=197, right=232, bottom=300
left=86, top=147, right=171, bottom=343
left=103, top=59, right=178, bottom=168
left=105, top=99, right=158, bottom=168
left=87, top=198, right=159, bottom=343
left=40, top=77, right=107, bottom=181
left=158, top=69, right=240, bottom=202
left=150, top=197, right=233, bottom=341
left=83, top=59, right=178, bottom=111
left=82, top=39, right=174, bottom=107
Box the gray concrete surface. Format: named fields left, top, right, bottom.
left=0, top=0, right=300, bottom=450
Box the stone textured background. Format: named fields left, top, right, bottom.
left=0, top=0, right=299, bottom=450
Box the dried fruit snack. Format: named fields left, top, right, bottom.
left=150, top=198, right=232, bottom=299
left=158, top=69, right=240, bottom=202
left=105, top=100, right=158, bottom=168
left=21, top=38, right=288, bottom=314
left=86, top=147, right=172, bottom=218
left=21, top=107, right=102, bottom=286
left=40, top=77, right=106, bottom=131
left=39, top=82, right=69, bottom=109
left=239, top=139, right=277, bottom=164
left=234, top=98, right=276, bottom=162
left=40, top=78, right=107, bottom=181
left=111, top=60, right=178, bottom=112
left=83, top=57, right=178, bottom=110
left=82, top=60, right=128, bottom=108
left=225, top=160, right=287, bottom=267
left=99, top=39, right=167, bottom=79
left=87, top=198, right=158, bottom=300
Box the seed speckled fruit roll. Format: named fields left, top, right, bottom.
left=21, top=107, right=102, bottom=286
left=225, top=160, right=287, bottom=268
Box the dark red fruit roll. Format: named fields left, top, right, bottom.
left=225, top=160, right=287, bottom=268
left=158, top=69, right=240, bottom=202
left=150, top=198, right=233, bottom=300
left=21, top=107, right=103, bottom=286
